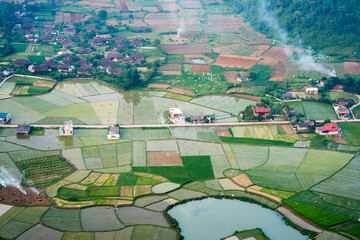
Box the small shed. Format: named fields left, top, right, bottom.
left=0, top=112, right=11, bottom=124
left=107, top=127, right=120, bottom=140
left=190, top=115, right=203, bottom=123
left=16, top=125, right=30, bottom=135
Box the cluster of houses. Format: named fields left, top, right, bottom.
left=169, top=108, right=207, bottom=124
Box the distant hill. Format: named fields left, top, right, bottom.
left=230, top=0, right=360, bottom=55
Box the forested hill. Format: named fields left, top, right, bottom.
left=229, top=0, right=360, bottom=54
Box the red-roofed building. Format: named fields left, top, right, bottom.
left=316, top=123, right=340, bottom=136
left=253, top=107, right=270, bottom=117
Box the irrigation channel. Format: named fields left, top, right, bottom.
left=168, top=198, right=309, bottom=240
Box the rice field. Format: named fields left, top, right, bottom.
left=0, top=82, right=16, bottom=94
left=132, top=141, right=147, bottom=167
left=146, top=140, right=178, bottom=151
left=133, top=96, right=159, bottom=124
left=177, top=140, right=224, bottom=156
left=15, top=225, right=64, bottom=240
left=231, top=125, right=278, bottom=140
left=302, top=101, right=338, bottom=120
left=338, top=123, right=360, bottom=145
left=230, top=145, right=268, bottom=170
left=190, top=95, right=257, bottom=115
left=0, top=98, right=45, bottom=124
left=80, top=207, right=124, bottom=231
left=42, top=208, right=82, bottom=231
left=121, top=128, right=171, bottom=141
left=171, top=127, right=219, bottom=142
left=116, top=206, right=169, bottom=227
left=210, top=155, right=230, bottom=178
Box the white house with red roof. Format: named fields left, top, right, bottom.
left=315, top=123, right=340, bottom=136
left=253, top=107, right=270, bottom=117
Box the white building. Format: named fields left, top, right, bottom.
left=169, top=108, right=185, bottom=123
left=107, top=127, right=120, bottom=140
left=305, top=87, right=318, bottom=94
left=59, top=120, right=73, bottom=136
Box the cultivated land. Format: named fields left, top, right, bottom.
left=0, top=0, right=360, bottom=238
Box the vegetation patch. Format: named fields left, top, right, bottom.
left=16, top=155, right=76, bottom=188
left=220, top=137, right=293, bottom=146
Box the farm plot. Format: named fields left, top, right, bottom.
left=230, top=145, right=269, bottom=170
left=328, top=92, right=358, bottom=103
left=98, top=144, right=118, bottom=168
left=214, top=55, right=260, bottom=68
left=51, top=90, right=86, bottom=103
left=9, top=149, right=60, bottom=162
left=344, top=62, right=360, bottom=74
left=171, top=127, right=219, bottom=142
left=15, top=224, right=64, bottom=240
left=42, top=208, right=82, bottom=231
left=0, top=82, right=16, bottom=94
left=131, top=226, right=176, bottom=240
left=231, top=125, right=278, bottom=140
left=12, top=96, right=59, bottom=113
left=210, top=155, right=230, bottom=178
left=338, top=123, right=360, bottom=145
left=62, top=148, right=86, bottom=169
left=258, top=57, right=286, bottom=81
left=6, top=133, right=60, bottom=150
left=81, top=207, right=124, bottom=231
left=121, top=128, right=171, bottom=141
left=0, top=141, right=27, bottom=152
left=0, top=221, right=34, bottom=240
left=117, top=94, right=134, bottom=124
left=296, top=149, right=354, bottom=189
left=133, top=96, right=159, bottom=124
left=90, top=100, right=118, bottom=125
left=13, top=207, right=49, bottom=224
left=117, top=141, right=132, bottom=166
left=82, top=92, right=123, bottom=102
left=132, top=141, right=146, bottom=167
left=0, top=153, right=22, bottom=179
left=286, top=101, right=305, bottom=116
left=161, top=44, right=211, bottom=54
left=146, top=140, right=178, bottom=151
left=167, top=188, right=207, bottom=201
left=36, top=92, right=74, bottom=107
left=302, top=101, right=338, bottom=120
left=177, top=140, right=224, bottom=156
left=44, top=102, right=101, bottom=125
left=152, top=182, right=181, bottom=194
left=147, top=151, right=182, bottom=166
left=0, top=98, right=45, bottom=124
left=117, top=206, right=169, bottom=227
left=190, top=95, right=257, bottom=115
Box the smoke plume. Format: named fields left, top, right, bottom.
left=258, top=0, right=336, bottom=77
left=177, top=19, right=185, bottom=38
left=0, top=166, right=26, bottom=194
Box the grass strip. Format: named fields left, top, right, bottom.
left=219, top=137, right=294, bottom=146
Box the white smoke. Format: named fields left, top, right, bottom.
left=0, top=166, right=26, bottom=194
left=177, top=19, right=185, bottom=38
left=258, top=0, right=336, bottom=77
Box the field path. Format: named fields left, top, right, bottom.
left=277, top=207, right=322, bottom=233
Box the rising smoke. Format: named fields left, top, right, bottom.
left=258, top=0, right=336, bottom=77
left=0, top=166, right=26, bottom=194
left=177, top=19, right=185, bottom=38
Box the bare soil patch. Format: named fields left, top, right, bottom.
left=121, top=186, right=133, bottom=197
left=216, top=130, right=232, bottom=137
left=81, top=172, right=101, bottom=184
left=234, top=94, right=261, bottom=101
left=258, top=58, right=286, bottom=81
left=53, top=197, right=93, bottom=208
left=0, top=186, right=50, bottom=206
left=279, top=125, right=295, bottom=134
left=214, top=55, right=260, bottom=68
left=158, top=64, right=182, bottom=71
left=260, top=47, right=297, bottom=59
left=133, top=185, right=152, bottom=196
left=178, top=9, right=204, bottom=16
left=147, top=83, right=170, bottom=89
left=232, top=173, right=253, bottom=187
left=223, top=71, right=249, bottom=85
left=159, top=71, right=182, bottom=75
left=180, top=0, right=202, bottom=8
left=115, top=0, right=128, bottom=11
left=145, top=18, right=200, bottom=26
left=344, top=62, right=360, bottom=74
left=192, top=64, right=210, bottom=73
left=168, top=87, right=195, bottom=96
left=226, top=87, right=244, bottom=94
left=247, top=187, right=282, bottom=202
left=33, top=81, right=55, bottom=88
left=250, top=45, right=271, bottom=57
left=123, top=12, right=145, bottom=18
left=147, top=151, right=183, bottom=166
left=94, top=173, right=111, bottom=186
left=106, top=174, right=120, bottom=186
left=106, top=20, right=118, bottom=26
left=166, top=3, right=181, bottom=11
left=238, top=28, right=271, bottom=45
left=333, top=136, right=348, bottom=145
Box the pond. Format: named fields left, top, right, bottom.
left=168, top=198, right=308, bottom=240
left=191, top=58, right=206, bottom=64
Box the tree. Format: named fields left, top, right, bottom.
left=98, top=10, right=107, bottom=20
left=153, top=39, right=161, bottom=47
left=243, top=105, right=254, bottom=120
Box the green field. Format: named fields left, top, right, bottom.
left=338, top=123, right=360, bottom=145
left=171, top=127, right=219, bottom=142
left=231, top=125, right=278, bottom=140
left=328, top=92, right=358, bottom=103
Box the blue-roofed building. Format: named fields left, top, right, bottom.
left=0, top=112, right=11, bottom=124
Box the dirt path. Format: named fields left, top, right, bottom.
left=277, top=207, right=322, bottom=233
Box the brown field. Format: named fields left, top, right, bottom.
left=0, top=186, right=50, bottom=206
left=121, top=19, right=147, bottom=27
left=159, top=71, right=182, bottom=75
left=213, top=43, right=251, bottom=54
left=148, top=83, right=170, bottom=89
left=214, top=55, right=260, bottom=68
left=106, top=20, right=118, bottom=26
left=344, top=62, right=360, bottom=74
left=238, top=28, right=271, bottom=45
left=192, top=64, right=210, bottom=73
left=123, top=12, right=146, bottom=18
left=250, top=45, right=271, bottom=57
left=64, top=184, right=88, bottom=190
left=258, top=58, right=286, bottom=81
left=226, top=87, right=244, bottom=94
left=247, top=187, right=281, bottom=202
left=222, top=71, right=249, bottom=84
left=147, top=151, right=183, bottom=166
left=333, top=136, right=348, bottom=145
left=81, top=172, right=101, bottom=184
left=216, top=130, right=232, bottom=137
left=105, top=174, right=120, bottom=186
left=166, top=3, right=182, bottom=11
left=168, top=87, right=195, bottom=96
left=74, top=0, right=113, bottom=8
left=178, top=9, right=204, bottom=16
left=145, top=13, right=175, bottom=19
left=133, top=185, right=152, bottom=196
left=115, top=0, right=128, bottom=11
left=94, top=173, right=111, bottom=186
left=260, top=47, right=294, bottom=59
left=121, top=186, right=133, bottom=197
left=143, top=7, right=158, bottom=12
left=33, top=81, right=55, bottom=88
left=279, top=125, right=295, bottom=134
left=146, top=57, right=165, bottom=63
left=184, top=54, right=214, bottom=64
left=161, top=44, right=211, bottom=54
left=232, top=173, right=253, bottom=187
left=180, top=0, right=202, bottom=8
left=145, top=18, right=200, bottom=26
left=158, top=64, right=182, bottom=71
left=53, top=198, right=93, bottom=208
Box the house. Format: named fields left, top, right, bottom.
left=131, top=54, right=145, bottom=62
left=43, top=28, right=56, bottom=35
left=57, top=65, right=73, bottom=73
left=105, top=51, right=122, bottom=60
left=336, top=107, right=350, bottom=119
left=253, top=107, right=270, bottom=116
left=315, top=123, right=340, bottom=136
left=14, top=59, right=30, bottom=67
left=238, top=76, right=250, bottom=82
left=40, top=35, right=54, bottom=41
left=63, top=28, right=76, bottom=35
left=16, top=125, right=30, bottom=135
left=113, top=36, right=124, bottom=43
left=282, top=93, right=293, bottom=99
left=106, top=67, right=124, bottom=75
left=57, top=50, right=72, bottom=56
left=130, top=39, right=143, bottom=46
left=100, top=59, right=117, bottom=69
left=77, top=66, right=94, bottom=75
left=79, top=48, right=92, bottom=54
left=84, top=24, right=97, bottom=32
left=169, top=108, right=185, bottom=123
left=43, top=22, right=55, bottom=28
left=96, top=34, right=112, bottom=39
left=28, top=64, right=48, bottom=73
left=89, top=39, right=103, bottom=46
left=338, top=98, right=355, bottom=106
left=0, top=112, right=11, bottom=124
left=59, top=120, right=73, bottom=136
left=296, top=122, right=310, bottom=132
left=107, top=127, right=120, bottom=140
left=305, top=87, right=318, bottom=94
left=189, top=114, right=203, bottom=124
